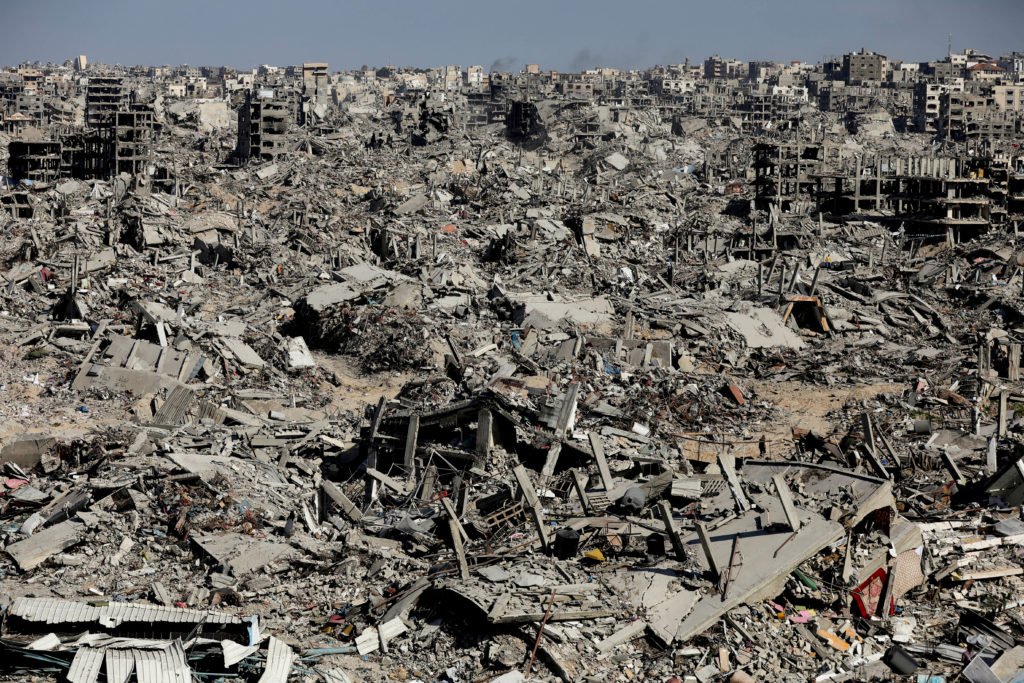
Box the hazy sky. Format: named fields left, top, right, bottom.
left=2, top=0, right=1022, bottom=71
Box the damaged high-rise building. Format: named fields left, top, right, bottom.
left=7, top=140, right=62, bottom=185
left=7, top=74, right=153, bottom=183
left=111, top=108, right=155, bottom=175
left=236, top=88, right=294, bottom=163
left=85, top=75, right=128, bottom=126
left=300, top=62, right=330, bottom=125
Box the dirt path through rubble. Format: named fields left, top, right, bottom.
left=315, top=353, right=413, bottom=414
left=759, top=378, right=903, bottom=437
left=681, top=379, right=904, bottom=461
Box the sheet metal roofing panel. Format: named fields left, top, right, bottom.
left=8, top=597, right=242, bottom=627
left=26, top=633, right=61, bottom=651
left=221, top=638, right=260, bottom=667
left=101, top=602, right=125, bottom=626
left=37, top=598, right=55, bottom=624
left=133, top=640, right=191, bottom=683
left=256, top=636, right=295, bottom=683
left=104, top=648, right=135, bottom=683
left=9, top=597, right=91, bottom=623
left=379, top=617, right=408, bottom=644
left=69, top=601, right=95, bottom=623
left=67, top=647, right=104, bottom=683
left=355, top=626, right=379, bottom=656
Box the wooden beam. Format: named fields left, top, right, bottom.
left=861, top=412, right=877, bottom=457
left=366, top=467, right=410, bottom=495
left=441, top=496, right=470, bottom=546
left=70, top=319, right=110, bottom=390
left=999, top=390, right=1009, bottom=437
left=570, top=469, right=591, bottom=515
left=490, top=608, right=615, bottom=625
left=540, top=442, right=562, bottom=481
left=364, top=396, right=388, bottom=507
left=419, top=463, right=438, bottom=502
left=555, top=383, right=580, bottom=436
left=940, top=448, right=966, bottom=486
left=861, top=444, right=891, bottom=480
left=876, top=426, right=902, bottom=469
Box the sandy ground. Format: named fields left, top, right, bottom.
left=678, top=378, right=904, bottom=461
left=314, top=352, right=413, bottom=416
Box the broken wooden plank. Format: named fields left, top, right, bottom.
left=570, top=468, right=591, bottom=515
left=491, top=608, right=615, bottom=625
left=595, top=619, right=648, bottom=653
left=695, top=522, right=720, bottom=581
left=540, top=442, right=562, bottom=481
left=70, top=320, right=110, bottom=390
left=441, top=496, right=470, bottom=546
left=475, top=408, right=492, bottom=462
left=366, top=467, right=411, bottom=495
left=554, top=383, right=579, bottom=436
left=955, top=566, right=1024, bottom=581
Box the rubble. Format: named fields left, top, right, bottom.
left=1, top=44, right=1024, bottom=683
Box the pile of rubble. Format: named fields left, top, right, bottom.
left=1, top=95, right=1024, bottom=683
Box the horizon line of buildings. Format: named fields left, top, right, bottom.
left=4, top=45, right=1024, bottom=188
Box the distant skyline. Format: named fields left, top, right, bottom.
left=2, top=0, right=1022, bottom=72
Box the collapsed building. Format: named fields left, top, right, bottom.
left=2, top=48, right=1024, bottom=683
left=6, top=74, right=154, bottom=186
left=236, top=87, right=294, bottom=163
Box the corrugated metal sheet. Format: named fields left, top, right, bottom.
left=9, top=597, right=242, bottom=626
left=67, top=647, right=104, bottom=683
left=256, top=636, right=295, bottom=683
left=45, top=638, right=194, bottom=683
left=221, top=638, right=260, bottom=667
left=104, top=648, right=135, bottom=683
left=378, top=617, right=408, bottom=644
left=26, top=632, right=61, bottom=650
left=72, top=635, right=172, bottom=649
left=9, top=597, right=101, bottom=624
left=133, top=640, right=192, bottom=683
left=355, top=626, right=379, bottom=656
left=152, top=385, right=195, bottom=425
